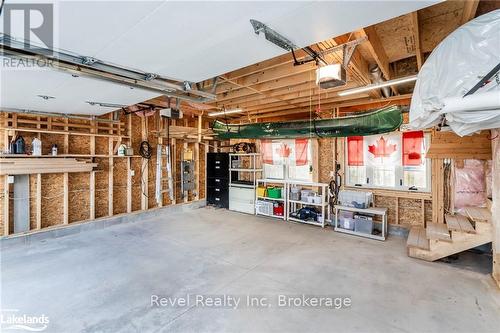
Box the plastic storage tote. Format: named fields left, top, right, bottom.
left=267, top=187, right=282, bottom=199
left=354, top=218, right=373, bottom=234
left=339, top=217, right=356, bottom=231
left=338, top=190, right=373, bottom=209
left=290, top=187, right=301, bottom=201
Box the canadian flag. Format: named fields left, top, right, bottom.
left=347, top=131, right=424, bottom=167
left=261, top=139, right=308, bottom=166
left=365, top=132, right=401, bottom=167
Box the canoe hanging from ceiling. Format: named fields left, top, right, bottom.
left=212, top=106, right=403, bottom=139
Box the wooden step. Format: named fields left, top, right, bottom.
left=407, top=226, right=430, bottom=250
left=464, top=207, right=491, bottom=223
left=426, top=222, right=451, bottom=242
left=445, top=214, right=475, bottom=234
left=408, top=222, right=493, bottom=262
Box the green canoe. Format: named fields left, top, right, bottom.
left=212, top=106, right=403, bottom=139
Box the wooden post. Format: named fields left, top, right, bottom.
left=395, top=197, right=399, bottom=225
left=63, top=172, right=69, bottom=224
left=108, top=138, right=114, bottom=216
left=421, top=199, right=426, bottom=226
left=89, top=118, right=96, bottom=220
left=195, top=142, right=200, bottom=201
left=312, top=139, right=319, bottom=182
left=64, top=118, right=69, bottom=154
left=108, top=114, right=114, bottom=216
left=90, top=118, right=96, bottom=156
left=36, top=173, right=42, bottom=229
left=141, top=116, right=148, bottom=210
left=491, top=129, right=499, bottom=287
left=197, top=115, right=202, bottom=143
left=3, top=113, right=10, bottom=152
left=158, top=114, right=163, bottom=208
left=4, top=175, right=9, bottom=236
left=90, top=171, right=95, bottom=220
left=171, top=137, right=177, bottom=205
left=36, top=116, right=41, bottom=140
left=183, top=142, right=188, bottom=203
left=204, top=141, right=208, bottom=200
left=127, top=157, right=132, bottom=213
left=127, top=113, right=133, bottom=213
left=432, top=158, right=445, bottom=224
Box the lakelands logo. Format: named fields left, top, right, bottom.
left=1, top=309, right=50, bottom=332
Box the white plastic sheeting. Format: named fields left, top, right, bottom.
left=409, top=10, right=500, bottom=136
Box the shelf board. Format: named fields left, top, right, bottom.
left=256, top=179, right=287, bottom=184
left=230, top=183, right=255, bottom=189
left=334, top=227, right=385, bottom=241
left=230, top=168, right=262, bottom=172
left=287, top=180, right=329, bottom=187
left=289, top=199, right=327, bottom=207
left=287, top=216, right=324, bottom=227
left=257, top=196, right=284, bottom=201
left=256, top=212, right=285, bottom=220
left=334, top=205, right=387, bottom=215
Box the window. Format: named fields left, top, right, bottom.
left=345, top=131, right=430, bottom=192
left=261, top=139, right=313, bottom=182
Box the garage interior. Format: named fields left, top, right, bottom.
left=1, top=0, right=499, bottom=332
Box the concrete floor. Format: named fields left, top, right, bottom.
left=1, top=207, right=499, bottom=333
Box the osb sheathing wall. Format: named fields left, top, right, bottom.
left=317, top=130, right=494, bottom=229
left=0, top=111, right=208, bottom=237
left=317, top=137, right=433, bottom=229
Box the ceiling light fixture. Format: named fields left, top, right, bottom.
left=208, top=109, right=243, bottom=117
left=338, top=75, right=418, bottom=96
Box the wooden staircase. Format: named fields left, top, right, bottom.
left=407, top=207, right=493, bottom=261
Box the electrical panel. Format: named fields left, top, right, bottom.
left=181, top=160, right=195, bottom=192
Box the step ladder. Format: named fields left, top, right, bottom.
left=156, top=144, right=174, bottom=204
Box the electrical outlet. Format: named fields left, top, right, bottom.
left=130, top=170, right=135, bottom=176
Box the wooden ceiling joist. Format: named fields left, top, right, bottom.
left=188, top=1, right=482, bottom=122
left=247, top=93, right=371, bottom=116
left=218, top=76, right=304, bottom=109
left=357, top=26, right=399, bottom=95
left=411, top=11, right=424, bottom=70
left=215, top=71, right=316, bottom=105
left=245, top=94, right=412, bottom=121
left=461, top=0, right=480, bottom=25
left=218, top=81, right=358, bottom=111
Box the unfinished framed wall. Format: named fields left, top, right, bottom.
left=316, top=129, right=493, bottom=230
left=0, top=111, right=211, bottom=237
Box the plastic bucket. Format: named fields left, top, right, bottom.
left=257, top=187, right=267, bottom=197
left=267, top=187, right=282, bottom=199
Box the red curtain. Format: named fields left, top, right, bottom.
left=403, top=131, right=424, bottom=166
left=295, top=139, right=308, bottom=166
left=261, top=140, right=274, bottom=164
left=347, top=136, right=364, bottom=166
